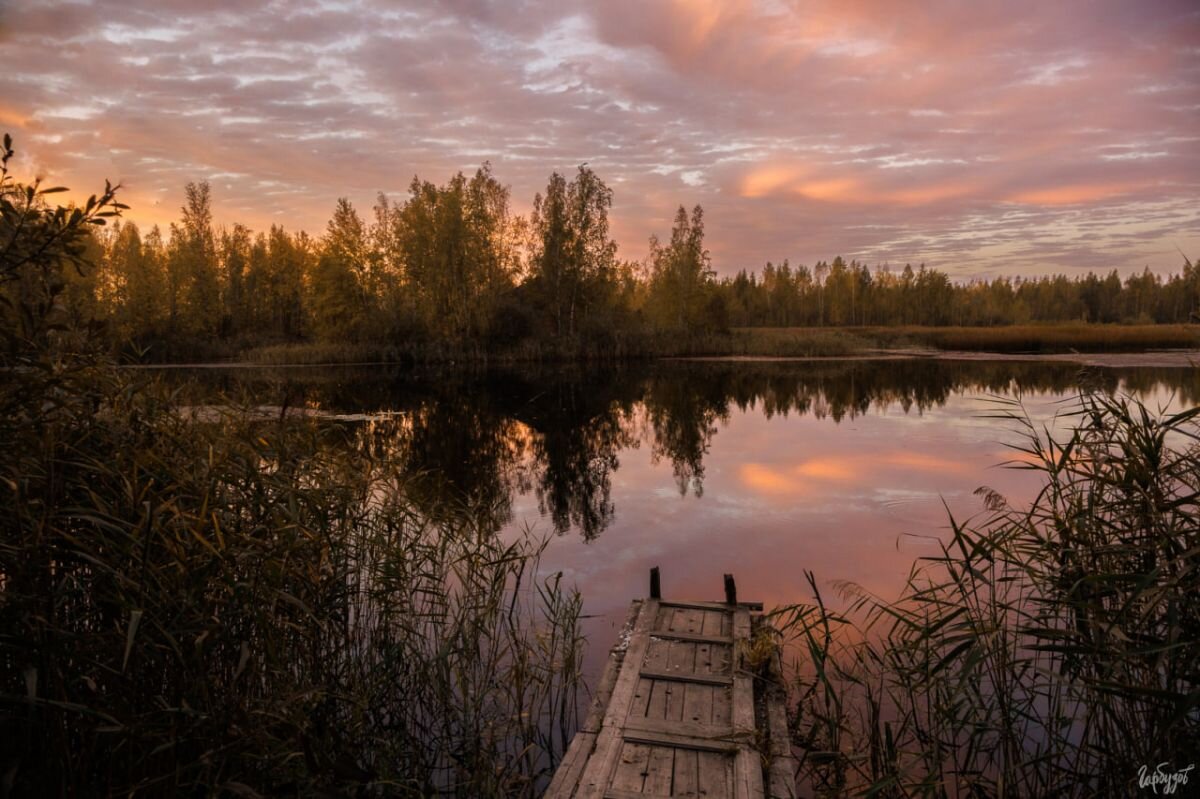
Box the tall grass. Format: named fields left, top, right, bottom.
left=772, top=391, right=1200, bottom=797
left=730, top=324, right=1200, bottom=355
left=858, top=323, right=1200, bottom=353
left=177, top=327, right=873, bottom=367
left=144, top=324, right=1199, bottom=367
left=0, top=361, right=582, bottom=797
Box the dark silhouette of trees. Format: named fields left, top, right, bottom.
left=646, top=205, right=717, bottom=333
left=395, top=165, right=519, bottom=340
left=34, top=151, right=1195, bottom=359
left=528, top=165, right=618, bottom=338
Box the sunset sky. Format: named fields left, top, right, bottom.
left=2, top=0, right=1198, bottom=278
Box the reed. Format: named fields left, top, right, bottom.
left=0, top=360, right=583, bottom=797
left=1, top=149, right=585, bottom=796
left=771, top=391, right=1200, bottom=797
left=857, top=322, right=1200, bottom=353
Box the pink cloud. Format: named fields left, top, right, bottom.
left=0, top=0, right=1196, bottom=277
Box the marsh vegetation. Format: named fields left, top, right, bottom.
left=773, top=392, right=1200, bottom=797
left=0, top=136, right=583, bottom=797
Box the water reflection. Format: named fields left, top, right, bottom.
left=172, top=358, right=1198, bottom=546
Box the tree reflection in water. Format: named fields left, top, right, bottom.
left=179, top=359, right=1199, bottom=541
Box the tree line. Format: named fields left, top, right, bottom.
left=724, top=257, right=1200, bottom=328
left=56, top=163, right=1200, bottom=359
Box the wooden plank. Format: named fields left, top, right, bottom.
left=644, top=675, right=682, bottom=722
left=621, top=723, right=745, bottom=752
left=766, top=693, right=796, bottom=799
left=657, top=605, right=680, bottom=634
left=712, top=683, right=733, bottom=728
left=696, top=640, right=713, bottom=679
left=715, top=640, right=733, bottom=673
left=628, top=676, right=653, bottom=721
left=657, top=600, right=764, bottom=612
left=666, top=638, right=697, bottom=675
left=646, top=638, right=693, bottom=724
left=764, top=633, right=798, bottom=799
left=678, top=607, right=704, bottom=635
left=731, top=606, right=765, bottom=799
left=603, top=791, right=650, bottom=799
left=586, top=601, right=645, bottom=730
left=609, top=742, right=651, bottom=793
left=695, top=640, right=715, bottom=676
left=682, top=682, right=714, bottom=727
left=639, top=669, right=731, bottom=687
left=545, top=601, right=645, bottom=799
left=575, top=599, right=660, bottom=799
left=643, top=745, right=675, bottom=796
left=699, top=750, right=734, bottom=799
left=545, top=730, right=596, bottom=798
left=642, top=638, right=671, bottom=675
left=701, top=609, right=726, bottom=637
left=647, top=630, right=732, bottom=645
left=673, top=747, right=699, bottom=798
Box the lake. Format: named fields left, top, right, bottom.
left=160, top=356, right=1198, bottom=691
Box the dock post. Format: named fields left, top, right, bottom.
left=724, top=573, right=737, bottom=606
left=649, top=566, right=661, bottom=600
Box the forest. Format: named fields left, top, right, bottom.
left=45, top=163, right=1200, bottom=362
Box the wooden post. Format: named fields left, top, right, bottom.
left=649, top=567, right=661, bottom=600
left=724, top=573, right=737, bottom=606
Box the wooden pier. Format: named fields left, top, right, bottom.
left=545, top=570, right=796, bottom=799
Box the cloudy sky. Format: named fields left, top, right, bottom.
left=2, top=0, right=1198, bottom=278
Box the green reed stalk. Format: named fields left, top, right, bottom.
left=771, top=391, right=1199, bottom=798
left=0, top=362, right=583, bottom=797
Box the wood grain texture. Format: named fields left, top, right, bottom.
left=573, top=598, right=659, bottom=799
left=548, top=593, right=774, bottom=799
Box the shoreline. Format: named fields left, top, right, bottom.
left=670, top=348, right=1200, bottom=368
left=123, top=348, right=1200, bottom=371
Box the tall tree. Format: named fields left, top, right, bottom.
left=528, top=165, right=617, bottom=336
left=221, top=223, right=251, bottom=336
left=647, top=205, right=713, bottom=333
left=310, top=199, right=370, bottom=341
left=396, top=164, right=518, bottom=339
left=166, top=182, right=220, bottom=337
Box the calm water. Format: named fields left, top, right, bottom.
left=165, top=357, right=1198, bottom=687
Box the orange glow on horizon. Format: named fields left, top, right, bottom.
left=0, top=105, right=28, bottom=129
left=739, top=164, right=973, bottom=207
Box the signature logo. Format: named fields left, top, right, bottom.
left=1138, top=762, right=1194, bottom=795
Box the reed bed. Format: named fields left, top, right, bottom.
left=858, top=323, right=1200, bottom=353
left=771, top=391, right=1200, bottom=797
left=235, top=328, right=871, bottom=366
left=0, top=360, right=583, bottom=797
left=161, top=324, right=1199, bottom=367
left=731, top=324, right=1200, bottom=355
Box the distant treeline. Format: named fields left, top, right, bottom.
left=55, top=165, right=1200, bottom=359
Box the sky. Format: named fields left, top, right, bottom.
left=1, top=0, right=1198, bottom=279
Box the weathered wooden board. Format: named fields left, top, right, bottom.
left=545, top=588, right=778, bottom=799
